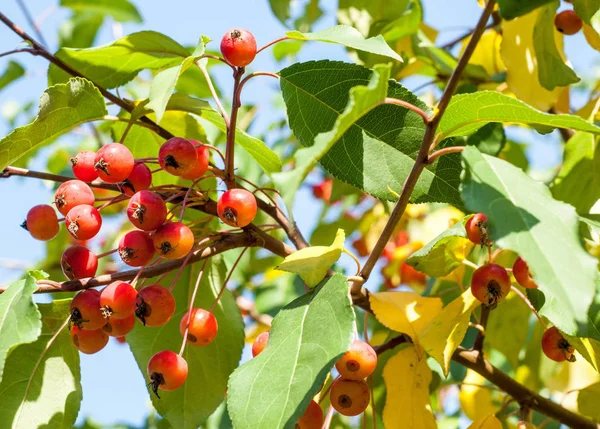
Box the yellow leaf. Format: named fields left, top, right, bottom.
left=276, top=229, right=345, bottom=287
left=459, top=370, right=496, bottom=421
left=461, top=30, right=505, bottom=76
left=583, top=24, right=600, bottom=52
left=370, top=291, right=442, bottom=344
left=382, top=344, right=436, bottom=429
left=418, top=289, right=480, bottom=376
left=467, top=415, right=502, bottom=429
left=564, top=336, right=600, bottom=373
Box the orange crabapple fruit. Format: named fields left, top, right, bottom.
left=512, top=256, right=538, bottom=289
left=70, top=289, right=106, bottom=330
left=180, top=308, right=218, bottom=346
left=251, top=331, right=270, bottom=357
left=118, top=230, right=155, bottom=267
left=71, top=325, right=109, bottom=354
left=94, top=143, right=134, bottom=183
left=297, top=400, right=324, bottom=429
left=54, top=180, right=95, bottom=216
left=220, top=28, right=257, bottom=67
left=65, top=204, right=102, bottom=240
left=135, top=285, right=176, bottom=327
left=127, top=190, right=167, bottom=231
left=470, top=263, right=511, bottom=308
left=153, top=222, right=195, bottom=259
left=541, top=326, right=576, bottom=362
left=102, top=314, right=136, bottom=337
left=100, top=281, right=138, bottom=319
left=465, top=213, right=489, bottom=246
left=330, top=378, right=370, bottom=417
left=335, top=339, right=378, bottom=380
left=217, top=188, right=257, bottom=228
left=22, top=204, right=59, bottom=241
left=555, top=10, right=582, bottom=35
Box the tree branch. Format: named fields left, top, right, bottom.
left=224, top=67, right=245, bottom=187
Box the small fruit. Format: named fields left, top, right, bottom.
left=555, top=10, right=582, bottom=35
left=180, top=308, right=218, bottom=346
left=71, top=325, right=109, bottom=354
left=297, top=400, right=324, bottom=429
left=70, top=289, right=105, bottom=330
left=118, top=230, right=155, bottom=267
left=153, top=222, right=195, bottom=259
left=158, top=137, right=197, bottom=176
left=465, top=213, right=489, bottom=246
left=119, top=162, right=152, bottom=196
left=335, top=339, right=377, bottom=380
left=471, top=263, right=511, bottom=308
left=312, top=178, right=333, bottom=202
left=542, top=326, right=576, bottom=362
left=65, top=204, right=102, bottom=240
left=352, top=238, right=369, bottom=257
left=252, top=331, right=269, bottom=357
left=102, top=314, right=136, bottom=337
left=181, top=142, right=210, bottom=180
left=135, top=285, right=176, bottom=327
left=71, top=150, right=99, bottom=182
left=54, top=180, right=95, bottom=216
left=94, top=143, right=135, bottom=183
left=127, top=190, right=167, bottom=231
left=147, top=350, right=188, bottom=397
left=100, top=281, right=138, bottom=319
left=400, top=262, right=427, bottom=287
left=330, top=378, right=370, bottom=417
left=513, top=257, right=538, bottom=289
left=220, top=28, right=257, bottom=67
left=382, top=242, right=396, bottom=261
left=23, top=204, right=59, bottom=241
left=217, top=189, right=257, bottom=228
left=115, top=336, right=127, bottom=344
left=61, top=245, right=98, bottom=280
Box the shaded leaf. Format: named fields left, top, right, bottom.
left=573, top=0, right=600, bottom=24
left=60, top=0, right=142, bottom=22
left=269, top=0, right=290, bottom=26
left=0, top=61, right=25, bottom=91
left=578, top=381, right=600, bottom=420
left=59, top=12, right=104, bottom=49
left=497, top=0, right=554, bottom=19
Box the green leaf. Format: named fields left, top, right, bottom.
left=127, top=257, right=244, bottom=429
left=578, top=381, right=600, bottom=420
left=534, top=1, right=580, bottom=90
left=0, top=61, right=25, bottom=91
left=406, top=220, right=470, bottom=277
left=228, top=274, right=355, bottom=429
left=461, top=146, right=598, bottom=337
left=464, top=123, right=506, bottom=156
left=279, top=60, right=462, bottom=206
left=573, top=0, right=600, bottom=24
left=497, top=0, right=554, bottom=20
left=0, top=77, right=107, bottom=171
left=380, top=0, right=422, bottom=43
left=49, top=31, right=188, bottom=88
left=60, top=0, right=142, bottom=23
left=269, top=0, right=291, bottom=26
left=438, top=91, right=600, bottom=140
left=273, top=40, right=304, bottom=62
left=0, top=299, right=81, bottom=429
left=286, top=25, right=403, bottom=62
left=59, top=12, right=104, bottom=49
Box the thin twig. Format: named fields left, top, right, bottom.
left=256, top=36, right=289, bottom=55
left=16, top=0, right=49, bottom=49
left=510, top=286, right=548, bottom=329
left=179, top=259, right=209, bottom=356
left=197, top=60, right=229, bottom=125
left=426, top=146, right=465, bottom=164
left=209, top=247, right=248, bottom=313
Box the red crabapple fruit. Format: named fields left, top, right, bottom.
left=100, top=281, right=138, bottom=319
left=542, top=326, right=576, bottom=362
left=158, top=137, right=197, bottom=176
left=153, top=222, right=195, bottom=259
left=147, top=350, right=188, bottom=397
left=61, top=245, right=98, bottom=280
left=179, top=308, right=218, bottom=346
left=54, top=180, right=95, bottom=216
left=135, top=285, right=176, bottom=327
left=471, top=263, right=511, bottom=308
left=65, top=204, right=102, bottom=240
left=220, top=28, right=257, bottom=67
left=71, top=150, right=98, bottom=182
left=127, top=190, right=167, bottom=231
left=118, top=230, right=155, bottom=267
left=120, top=162, right=152, bottom=196
left=71, top=325, right=109, bottom=354
left=217, top=189, right=257, bottom=228
left=70, top=289, right=105, bottom=330
left=22, top=204, right=59, bottom=241
left=94, top=143, right=134, bottom=183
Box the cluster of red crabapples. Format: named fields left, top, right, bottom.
left=464, top=213, right=576, bottom=363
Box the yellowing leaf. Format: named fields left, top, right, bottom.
left=418, top=289, right=480, bottom=376
left=382, top=344, right=436, bottom=429
left=467, top=415, right=502, bottom=429
left=578, top=381, right=600, bottom=421
left=459, top=370, right=496, bottom=421
left=370, top=292, right=442, bottom=344
left=461, top=30, right=505, bottom=76
left=583, top=24, right=600, bottom=52
left=564, top=336, right=600, bottom=373
left=276, top=229, right=345, bottom=287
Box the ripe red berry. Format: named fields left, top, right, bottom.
left=312, top=178, right=333, bottom=202
left=54, top=180, right=95, bottom=216
left=127, top=191, right=167, bottom=231
left=297, top=400, right=324, bottom=429
left=119, top=162, right=152, bottom=196
left=115, top=336, right=127, bottom=344
left=180, top=142, right=210, bottom=180
left=153, top=222, right=195, bottom=259
left=158, top=137, right=197, bottom=176
left=70, top=289, right=106, bottom=330
left=71, top=325, right=109, bottom=354
left=61, top=245, right=98, bottom=280
left=513, top=257, right=538, bottom=289
left=147, top=350, right=188, bottom=397
left=252, top=331, right=269, bottom=357
left=100, top=281, right=138, bottom=319
left=118, top=230, right=155, bottom=267
left=102, top=314, right=136, bottom=337
left=66, top=204, right=102, bottom=240
left=400, top=262, right=427, bottom=287
left=217, top=189, right=257, bottom=228
left=555, top=10, right=582, bottom=35
left=471, top=263, right=511, bottom=308
left=352, top=238, right=369, bottom=257
left=23, top=204, right=59, bottom=241
left=71, top=150, right=99, bottom=182
left=335, top=339, right=377, bottom=380
left=330, top=378, right=370, bottom=417
left=382, top=242, right=396, bottom=261
left=135, top=285, right=176, bottom=327
left=465, top=213, right=489, bottom=246
left=541, top=326, right=576, bottom=362
left=94, top=143, right=134, bottom=183
left=179, top=308, right=218, bottom=346
left=220, top=28, right=257, bottom=67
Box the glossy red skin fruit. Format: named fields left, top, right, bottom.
left=158, top=137, right=197, bottom=176
left=400, top=262, right=427, bottom=286
left=311, top=178, right=333, bottom=202
left=127, top=190, right=167, bottom=231
left=335, top=339, right=378, bottom=380
left=180, top=143, right=210, bottom=180
left=94, top=143, right=134, bottom=183
left=179, top=308, right=218, bottom=346
left=135, top=285, right=176, bottom=327
left=217, top=189, right=257, bottom=228
left=25, top=204, right=59, bottom=241
left=153, top=222, right=195, bottom=259
left=330, top=378, right=370, bottom=417
left=542, top=326, right=575, bottom=362
left=118, top=230, right=155, bottom=267
left=297, top=400, right=324, bottom=429
left=100, top=281, right=138, bottom=319
left=513, top=257, right=538, bottom=289
left=120, top=163, right=152, bottom=197
left=147, top=350, right=188, bottom=391
left=71, top=325, right=109, bottom=354
left=61, top=245, right=98, bottom=280
left=102, top=314, right=136, bottom=337
left=65, top=204, right=103, bottom=240
left=70, top=289, right=106, bottom=330
left=555, top=10, right=582, bottom=35
left=465, top=213, right=488, bottom=245
left=54, top=180, right=95, bottom=216
left=471, top=263, right=511, bottom=307
left=220, top=28, right=257, bottom=67
left=251, top=331, right=270, bottom=357
left=71, top=150, right=99, bottom=182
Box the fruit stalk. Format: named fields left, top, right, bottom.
left=224, top=67, right=246, bottom=187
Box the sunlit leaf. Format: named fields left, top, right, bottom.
left=459, top=370, right=497, bottom=421
left=0, top=61, right=25, bottom=91
left=497, top=0, right=554, bottom=19
left=60, top=0, right=142, bottom=22
left=578, top=381, right=600, bottom=420
left=467, top=414, right=502, bottom=429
